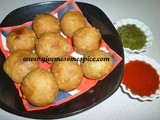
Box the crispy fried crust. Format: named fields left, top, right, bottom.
left=61, top=10, right=86, bottom=38
left=36, top=32, right=70, bottom=63
left=21, top=68, right=58, bottom=107
left=7, top=27, right=37, bottom=52
left=3, top=50, right=38, bottom=83
left=33, top=13, right=60, bottom=38
left=50, top=56, right=83, bottom=92
left=81, top=50, right=113, bottom=79
left=73, top=27, right=102, bottom=55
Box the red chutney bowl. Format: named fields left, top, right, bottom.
left=121, top=54, right=160, bottom=101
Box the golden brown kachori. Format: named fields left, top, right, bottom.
left=61, top=9, right=86, bottom=38
left=50, top=55, right=83, bottom=91
left=3, top=50, right=38, bottom=83
left=81, top=50, right=113, bottom=79
left=6, top=27, right=37, bottom=53
left=33, top=13, right=60, bottom=38
left=36, top=32, right=70, bottom=63
left=73, top=27, right=102, bottom=55
left=21, top=68, right=58, bottom=107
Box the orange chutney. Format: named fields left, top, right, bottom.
left=123, top=60, right=159, bottom=96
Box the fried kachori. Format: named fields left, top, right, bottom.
left=81, top=50, right=113, bottom=79
left=3, top=50, right=38, bottom=83
left=36, top=32, right=70, bottom=63
left=6, top=27, right=37, bottom=53
left=32, top=13, right=60, bottom=38
left=73, top=27, right=102, bottom=55
left=60, top=9, right=86, bottom=38
left=21, top=68, right=58, bottom=107
left=50, top=56, right=83, bottom=92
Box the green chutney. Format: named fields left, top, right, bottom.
left=117, top=24, right=146, bottom=50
